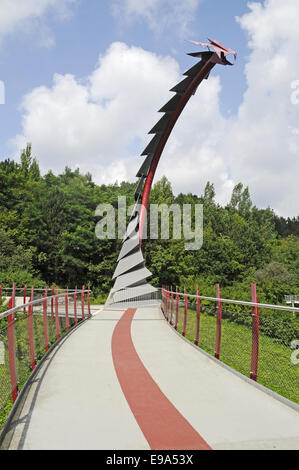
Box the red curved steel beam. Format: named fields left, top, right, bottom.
left=139, top=40, right=236, bottom=247
left=108, top=40, right=236, bottom=305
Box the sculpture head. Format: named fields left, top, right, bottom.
left=187, top=38, right=237, bottom=66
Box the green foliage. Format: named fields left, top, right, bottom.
left=255, top=262, right=293, bottom=283
left=175, top=307, right=298, bottom=403
left=0, top=148, right=297, bottom=310
left=0, top=148, right=298, bottom=420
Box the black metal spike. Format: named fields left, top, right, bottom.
left=183, top=61, right=206, bottom=78
left=187, top=51, right=213, bottom=59
left=134, top=176, right=145, bottom=201
left=141, top=134, right=161, bottom=156
left=170, top=76, right=193, bottom=94
left=148, top=114, right=171, bottom=135
left=183, top=52, right=213, bottom=77
left=158, top=94, right=181, bottom=113
left=136, top=154, right=154, bottom=178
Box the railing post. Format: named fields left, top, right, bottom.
left=65, top=293, right=70, bottom=332
left=74, top=289, right=78, bottom=325
left=215, top=283, right=222, bottom=360
left=7, top=298, right=18, bottom=403
left=175, top=286, right=179, bottom=331
left=81, top=285, right=85, bottom=321
left=55, top=296, right=60, bottom=340
left=168, top=287, right=171, bottom=323
left=43, top=291, right=49, bottom=352
left=170, top=287, right=174, bottom=326
left=51, top=284, right=55, bottom=321
left=195, top=284, right=201, bottom=346
left=12, top=282, right=16, bottom=308
left=31, top=285, right=34, bottom=312
left=250, top=284, right=259, bottom=381
left=183, top=286, right=188, bottom=337
left=165, top=287, right=168, bottom=319
left=168, top=288, right=171, bottom=321
left=169, top=286, right=172, bottom=320
left=23, top=284, right=27, bottom=314
left=168, top=288, right=171, bottom=322
left=28, top=290, right=36, bottom=371
left=164, top=287, right=167, bottom=319
left=87, top=287, right=91, bottom=318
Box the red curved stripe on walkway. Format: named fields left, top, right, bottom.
left=111, top=308, right=212, bottom=450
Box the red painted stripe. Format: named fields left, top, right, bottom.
left=111, top=308, right=212, bottom=450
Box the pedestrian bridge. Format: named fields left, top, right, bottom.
left=0, top=290, right=299, bottom=450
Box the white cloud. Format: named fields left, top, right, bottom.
left=225, top=0, right=299, bottom=216
left=0, top=0, right=76, bottom=45
left=155, top=75, right=233, bottom=205
left=11, top=0, right=299, bottom=217
left=12, top=41, right=231, bottom=200
left=111, top=0, right=201, bottom=37
left=12, top=42, right=180, bottom=182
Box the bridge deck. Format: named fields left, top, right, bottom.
left=2, top=306, right=299, bottom=450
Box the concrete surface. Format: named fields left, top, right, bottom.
left=132, top=308, right=299, bottom=450
left=2, top=306, right=299, bottom=450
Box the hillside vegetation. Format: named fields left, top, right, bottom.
left=0, top=145, right=298, bottom=308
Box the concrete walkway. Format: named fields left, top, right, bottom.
left=2, top=306, right=299, bottom=450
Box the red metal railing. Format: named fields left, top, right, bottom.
left=215, top=283, right=222, bottom=360
left=161, top=284, right=299, bottom=404
left=0, top=285, right=91, bottom=416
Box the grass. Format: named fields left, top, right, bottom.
left=173, top=305, right=299, bottom=404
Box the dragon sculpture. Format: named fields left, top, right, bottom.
left=106, top=38, right=236, bottom=307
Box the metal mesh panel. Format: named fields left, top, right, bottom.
left=47, top=302, right=58, bottom=346
left=33, top=309, right=46, bottom=361
left=58, top=297, right=67, bottom=335
left=219, top=307, right=252, bottom=377
left=162, top=288, right=299, bottom=404
left=257, top=313, right=299, bottom=402
left=108, top=288, right=160, bottom=309
left=0, top=324, right=11, bottom=415
left=68, top=298, right=76, bottom=328
left=0, top=289, right=91, bottom=426
left=196, top=303, right=217, bottom=356
left=14, top=313, right=31, bottom=388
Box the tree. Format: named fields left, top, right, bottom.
left=229, top=182, right=252, bottom=217
left=203, top=181, right=215, bottom=203
left=255, top=262, right=293, bottom=283
left=150, top=176, right=174, bottom=205
left=0, top=146, right=298, bottom=305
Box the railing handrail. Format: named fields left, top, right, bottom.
left=0, top=290, right=88, bottom=321
left=0, top=288, right=69, bottom=292
left=161, top=287, right=299, bottom=313
left=160, top=283, right=298, bottom=403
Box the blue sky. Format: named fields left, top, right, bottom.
left=0, top=0, right=249, bottom=150
left=0, top=0, right=298, bottom=216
